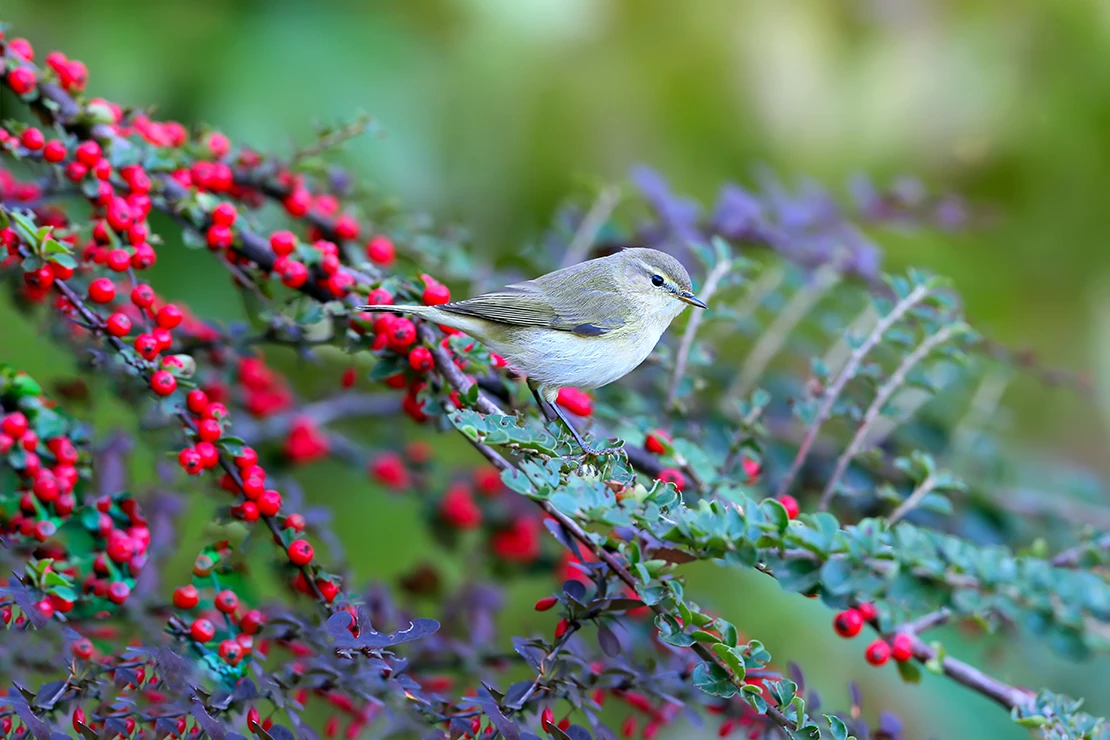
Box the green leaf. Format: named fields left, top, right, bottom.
left=691, top=661, right=738, bottom=698
left=824, top=715, right=850, bottom=740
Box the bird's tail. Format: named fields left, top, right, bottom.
left=354, top=304, right=441, bottom=319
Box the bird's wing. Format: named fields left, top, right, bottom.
left=438, top=280, right=627, bottom=337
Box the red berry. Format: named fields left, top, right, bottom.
left=283, top=512, right=306, bottom=532
left=33, top=471, right=59, bottom=502
left=23, top=264, right=53, bottom=290
left=742, top=457, right=762, bottom=482
left=71, top=638, right=93, bottom=660
left=107, top=581, right=131, bottom=605
left=214, top=589, right=239, bottom=614
left=890, top=633, right=914, bottom=662
left=334, top=214, right=359, bottom=240
left=554, top=618, right=569, bottom=639
left=134, top=334, right=159, bottom=360
left=105, top=197, right=133, bottom=232
left=185, top=389, right=209, bottom=414
left=106, top=248, right=131, bottom=272
left=258, top=488, right=282, bottom=517
left=173, top=584, right=200, bottom=609
left=8, top=38, right=35, bottom=61
left=280, top=260, right=308, bottom=288
left=657, top=468, right=685, bottom=491
left=287, top=539, right=314, bottom=566
left=240, top=609, right=264, bottom=635
left=779, top=495, right=800, bottom=520
left=439, top=484, right=482, bottom=529
left=207, top=132, right=231, bottom=158
left=20, top=127, right=44, bottom=151
left=93, top=158, right=112, bottom=180
left=195, top=418, right=221, bottom=443
left=365, top=236, right=395, bottom=266
left=48, top=260, right=74, bottom=280
left=7, top=67, right=37, bottom=95
left=856, top=602, right=877, bottom=621
left=422, top=279, right=450, bottom=306
left=42, top=139, right=66, bottom=162
left=211, top=202, right=238, bottom=226
left=234, top=447, right=259, bottom=469
left=556, top=387, right=593, bottom=416
left=150, top=370, right=177, bottom=396
left=283, top=188, right=311, bottom=217
left=88, top=277, right=116, bottom=303
left=864, top=639, right=891, bottom=666
left=645, top=430, right=670, bottom=455
left=534, top=596, right=558, bottom=612
left=207, top=224, right=233, bottom=250
left=409, top=346, right=434, bottom=372
left=178, top=448, right=203, bottom=475
left=369, top=452, right=408, bottom=489
left=387, top=318, right=417, bottom=352
left=131, top=242, right=157, bottom=269
left=105, top=312, right=132, bottom=337
left=541, top=707, right=555, bottom=730
left=157, top=304, right=183, bottom=329
left=833, top=609, right=864, bottom=638
left=270, top=230, right=296, bottom=256
left=1, top=412, right=28, bottom=439
left=190, top=618, right=216, bottom=643
left=75, top=140, right=102, bottom=166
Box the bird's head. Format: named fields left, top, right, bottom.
left=609, top=248, right=707, bottom=314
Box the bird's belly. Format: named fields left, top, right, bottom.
left=489, top=327, right=660, bottom=390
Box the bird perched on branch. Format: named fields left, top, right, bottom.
left=357, top=247, right=706, bottom=454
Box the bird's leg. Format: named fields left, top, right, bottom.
left=528, top=380, right=558, bottom=424
left=532, top=383, right=623, bottom=457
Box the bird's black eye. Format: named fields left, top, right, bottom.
left=651, top=274, right=665, bottom=287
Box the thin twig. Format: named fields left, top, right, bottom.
left=819, top=322, right=961, bottom=510
left=776, top=281, right=931, bottom=500
left=561, top=186, right=621, bottom=268
left=731, top=265, right=840, bottom=400
left=665, top=257, right=732, bottom=409
left=884, top=473, right=938, bottom=527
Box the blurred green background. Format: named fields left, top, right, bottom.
left=4, top=1, right=1110, bottom=737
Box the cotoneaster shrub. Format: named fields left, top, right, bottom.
left=1, top=24, right=1108, bottom=740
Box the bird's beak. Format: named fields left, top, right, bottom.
left=677, top=291, right=708, bottom=309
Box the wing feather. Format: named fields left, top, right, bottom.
left=438, top=279, right=626, bottom=336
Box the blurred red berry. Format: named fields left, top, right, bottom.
left=190, top=618, right=216, bottom=643
left=534, top=596, right=557, bottom=612
left=42, top=139, right=66, bottom=162
left=365, top=236, right=395, bottom=266
left=865, top=639, right=891, bottom=666
left=779, top=495, right=800, bottom=520
left=88, top=277, right=116, bottom=303
left=157, top=304, right=183, bottom=329
left=856, top=602, right=878, bottom=621
left=658, top=468, right=686, bottom=491
left=439, top=484, right=482, bottom=529
left=173, top=585, right=199, bottom=612
left=287, top=539, right=314, bottom=566
left=20, top=127, right=44, bottom=150
left=270, top=230, right=296, bottom=255
left=334, top=214, right=359, bottom=240
left=207, top=132, right=231, bottom=158
left=105, top=312, right=132, bottom=337
left=890, top=633, right=914, bottom=662
left=556, top=388, right=592, bottom=416
left=150, top=370, right=177, bottom=396
left=370, top=452, right=409, bottom=490
left=7, top=67, right=37, bottom=95
left=833, top=609, right=864, bottom=638
left=645, top=430, right=670, bottom=455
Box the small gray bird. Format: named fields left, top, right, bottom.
left=357, top=247, right=706, bottom=453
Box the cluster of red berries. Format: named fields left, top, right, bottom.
left=172, top=580, right=264, bottom=667
left=832, top=603, right=914, bottom=666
